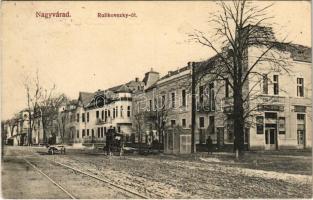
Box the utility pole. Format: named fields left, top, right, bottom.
left=191, top=62, right=196, bottom=153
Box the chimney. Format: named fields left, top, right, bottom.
left=135, top=77, right=139, bottom=82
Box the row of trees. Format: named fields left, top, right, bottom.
left=23, top=71, right=68, bottom=145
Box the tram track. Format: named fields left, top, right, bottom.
left=23, top=154, right=148, bottom=199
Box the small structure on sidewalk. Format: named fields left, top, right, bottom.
left=164, top=126, right=191, bottom=154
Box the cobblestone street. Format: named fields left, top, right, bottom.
left=2, top=146, right=312, bottom=198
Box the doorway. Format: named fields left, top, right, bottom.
left=265, top=128, right=276, bottom=150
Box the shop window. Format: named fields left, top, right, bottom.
left=297, top=114, right=305, bottom=145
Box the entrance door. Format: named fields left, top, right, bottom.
left=297, top=130, right=305, bottom=148
left=265, top=128, right=276, bottom=150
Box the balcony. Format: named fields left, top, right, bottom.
left=96, top=118, right=107, bottom=125
left=258, top=94, right=286, bottom=104
left=196, top=100, right=215, bottom=113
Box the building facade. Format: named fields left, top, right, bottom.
left=132, top=43, right=312, bottom=151
left=59, top=79, right=144, bottom=146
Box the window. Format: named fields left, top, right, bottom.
left=199, top=85, right=204, bottom=104
left=273, top=75, right=279, bottom=95
left=149, top=100, right=153, bottom=111
left=96, top=111, right=99, bottom=119
left=87, top=129, right=89, bottom=136
left=116, top=106, right=118, bottom=117
left=209, top=83, right=215, bottom=111
left=263, top=74, right=268, bottom=94
left=171, top=92, right=176, bottom=108
left=199, top=117, right=205, bottom=128
left=98, top=127, right=100, bottom=137
left=256, top=116, right=264, bottom=134
left=76, top=130, right=79, bottom=138
left=118, top=126, right=121, bottom=132
left=182, top=89, right=186, bottom=107
left=101, top=127, right=104, bottom=137
left=82, top=113, right=85, bottom=122
left=120, top=106, right=123, bottom=117
left=127, top=106, right=131, bottom=117
left=87, top=112, right=89, bottom=122
left=161, top=95, right=166, bottom=108
left=101, top=110, right=104, bottom=119
left=82, top=129, right=85, bottom=137
left=113, top=108, right=115, bottom=118
left=76, top=113, right=79, bottom=122
left=108, top=110, right=110, bottom=117
left=92, top=129, right=94, bottom=137
left=182, top=119, right=186, bottom=128
left=170, top=120, right=176, bottom=127
left=225, top=79, right=229, bottom=98
left=297, top=114, right=305, bottom=145
left=279, top=117, right=285, bottom=134
left=297, top=113, right=305, bottom=120
left=297, top=78, right=304, bottom=97
left=105, top=110, right=108, bottom=121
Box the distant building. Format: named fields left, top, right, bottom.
left=3, top=109, right=43, bottom=146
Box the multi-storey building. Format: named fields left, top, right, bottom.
left=3, top=109, right=43, bottom=146
left=132, top=43, right=312, bottom=151
left=59, top=79, right=144, bottom=146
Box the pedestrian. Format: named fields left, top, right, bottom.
left=106, top=126, right=113, bottom=156
left=206, top=136, right=213, bottom=155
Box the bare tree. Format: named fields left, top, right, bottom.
left=189, top=0, right=290, bottom=158
left=39, top=89, right=67, bottom=144
left=23, top=70, right=42, bottom=145
left=133, top=111, right=145, bottom=150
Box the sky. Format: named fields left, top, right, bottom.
left=1, top=1, right=311, bottom=120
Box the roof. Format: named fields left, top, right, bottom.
left=78, top=92, right=94, bottom=107
left=273, top=43, right=311, bottom=63
left=115, top=84, right=132, bottom=93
